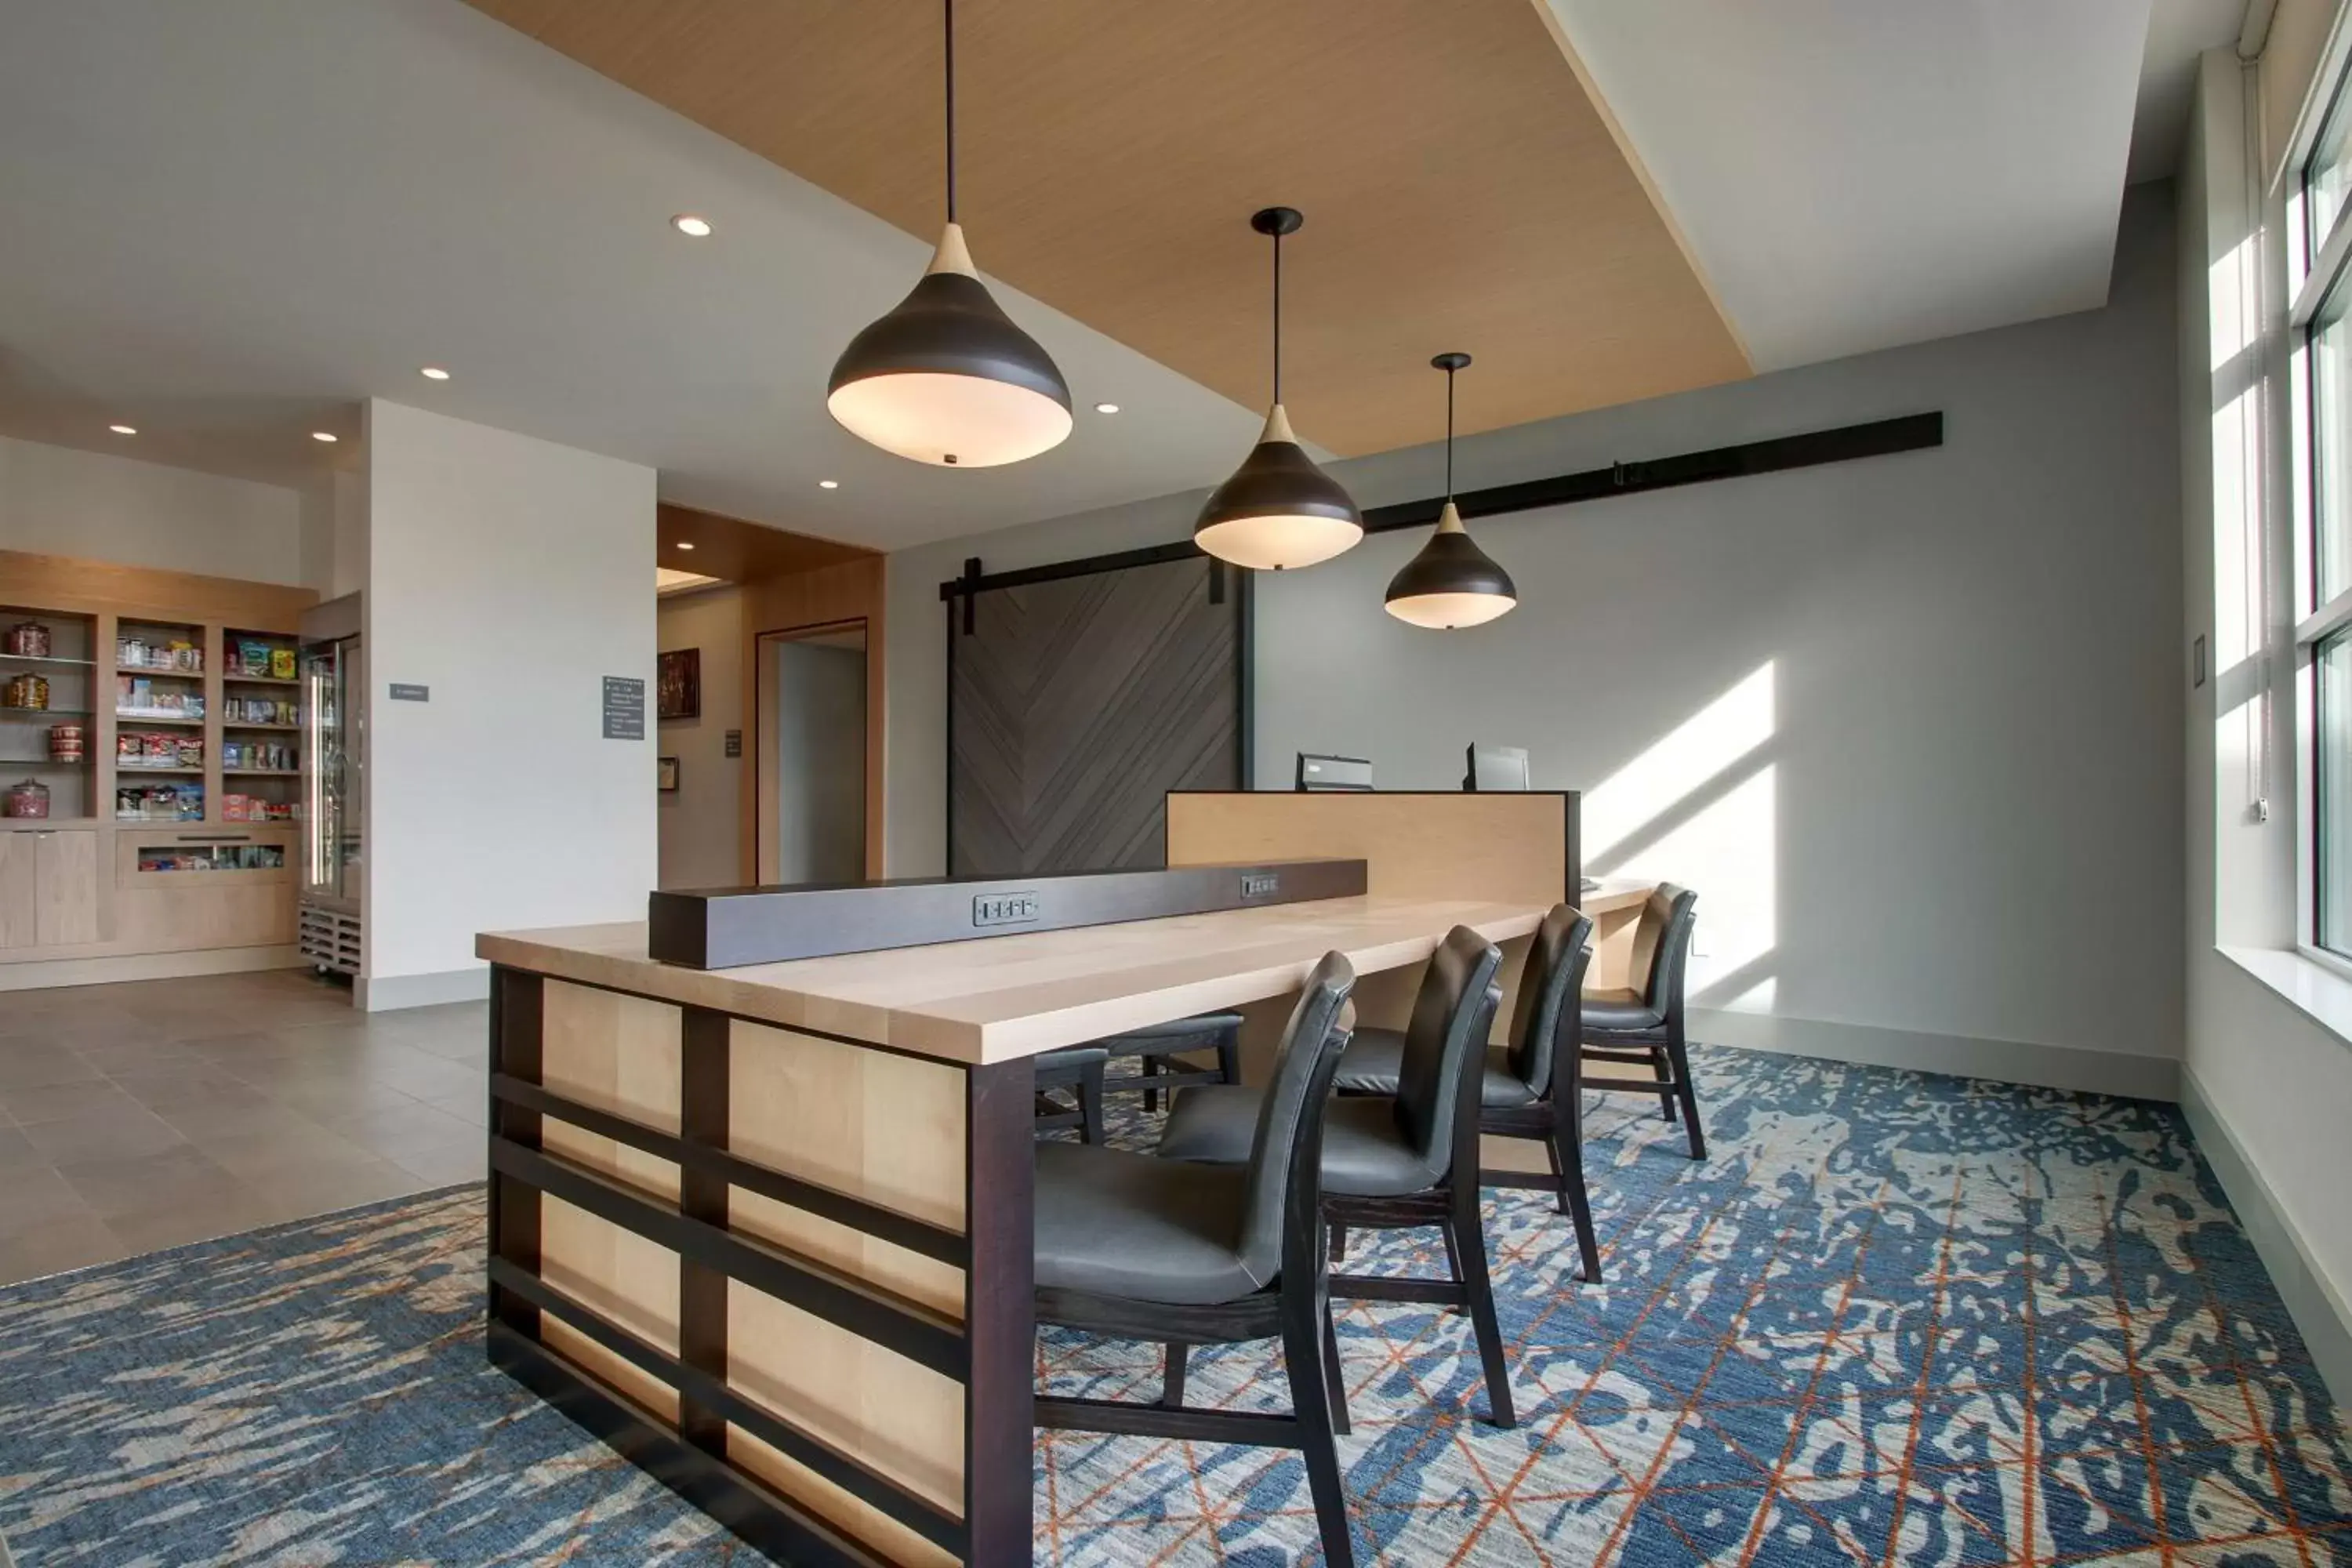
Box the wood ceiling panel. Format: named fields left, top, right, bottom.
left=657, top=503, right=875, bottom=584
left=468, top=0, right=1750, bottom=456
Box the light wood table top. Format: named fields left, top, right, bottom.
left=478, top=894, right=1617, bottom=1065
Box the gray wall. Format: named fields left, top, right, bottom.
left=656, top=586, right=744, bottom=891
left=771, top=639, right=866, bottom=884
left=887, top=183, right=2183, bottom=1093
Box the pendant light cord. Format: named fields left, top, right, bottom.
left=1444, top=364, right=1456, bottom=499
left=1270, top=226, right=1283, bottom=406
left=943, top=0, right=957, bottom=224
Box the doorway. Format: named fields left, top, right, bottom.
left=757, top=621, right=867, bottom=885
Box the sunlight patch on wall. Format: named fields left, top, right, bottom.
left=1582, top=662, right=1774, bottom=860
left=1608, top=764, right=1777, bottom=1010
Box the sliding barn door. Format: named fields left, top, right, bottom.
left=949, top=556, right=1245, bottom=876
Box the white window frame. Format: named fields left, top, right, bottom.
left=2292, top=27, right=2352, bottom=979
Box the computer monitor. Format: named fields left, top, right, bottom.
left=1463, top=743, right=1531, bottom=793
left=1295, top=752, right=1374, bottom=792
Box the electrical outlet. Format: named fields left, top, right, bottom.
left=1240, top=872, right=1279, bottom=900
left=972, top=891, right=1040, bottom=927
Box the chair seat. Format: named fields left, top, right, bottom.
left=1581, top=986, right=1666, bottom=1033
left=1033, top=1140, right=1265, bottom=1305
left=1156, top=1083, right=1439, bottom=1196
left=1333, top=1028, right=1539, bottom=1109
left=1098, top=1011, right=1247, bottom=1045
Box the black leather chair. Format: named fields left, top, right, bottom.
left=1095, top=1012, right=1246, bottom=1112
left=1333, top=905, right=1602, bottom=1283
left=1156, top=927, right=1516, bottom=1432
left=1582, top=884, right=1704, bottom=1159
left=1033, top=1046, right=1108, bottom=1144
left=1033, top=953, right=1363, bottom=1567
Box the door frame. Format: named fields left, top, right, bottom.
left=752, top=616, right=873, bottom=886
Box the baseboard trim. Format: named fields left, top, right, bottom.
left=0, top=945, right=303, bottom=993
left=2179, top=1068, right=2352, bottom=1410
left=1690, top=1008, right=2182, bottom=1101
left=357, top=966, right=489, bottom=1011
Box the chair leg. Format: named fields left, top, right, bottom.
left=1079, top=1058, right=1107, bottom=1146
left=1445, top=1207, right=1517, bottom=1429
left=1214, top=1024, right=1242, bottom=1087
left=1548, top=1113, right=1602, bottom=1285
left=1162, top=1342, right=1188, bottom=1409
left=1327, top=1221, right=1348, bottom=1265
left=1651, top=1041, right=1679, bottom=1123
left=1141, top=1052, right=1160, bottom=1115
left=1322, top=1307, right=1351, bottom=1437
left=1439, top=1213, right=1465, bottom=1312
left=1279, top=1294, right=1356, bottom=1568
left=1667, top=1031, right=1705, bottom=1160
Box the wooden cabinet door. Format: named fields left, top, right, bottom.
left=34, top=829, right=100, bottom=947
left=0, top=835, right=35, bottom=949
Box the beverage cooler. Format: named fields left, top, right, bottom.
left=297, top=593, right=362, bottom=977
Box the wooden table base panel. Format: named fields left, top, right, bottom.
left=485, top=966, right=1037, bottom=1567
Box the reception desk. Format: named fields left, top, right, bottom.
left=475, top=789, right=1642, bottom=1566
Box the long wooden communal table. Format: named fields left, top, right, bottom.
left=474, top=789, right=1647, bottom=1566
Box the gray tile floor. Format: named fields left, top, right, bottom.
left=0, top=969, right=485, bottom=1287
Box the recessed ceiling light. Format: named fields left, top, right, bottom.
left=1094, top=402, right=1120, bottom=415
left=676, top=541, right=695, bottom=550
left=311, top=431, right=338, bottom=443
left=108, top=423, right=136, bottom=436
left=672, top=214, right=713, bottom=238
left=818, top=479, right=840, bottom=489
left=419, top=366, right=451, bottom=381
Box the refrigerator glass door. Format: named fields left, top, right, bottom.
left=303, top=638, right=361, bottom=903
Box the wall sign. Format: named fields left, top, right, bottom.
left=388, top=683, right=430, bottom=702
left=724, top=729, right=743, bottom=758
left=602, top=675, right=646, bottom=740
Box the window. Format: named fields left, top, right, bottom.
left=2303, top=64, right=2352, bottom=958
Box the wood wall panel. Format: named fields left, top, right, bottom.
left=950, top=557, right=1240, bottom=877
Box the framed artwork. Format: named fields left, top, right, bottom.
left=658, top=648, right=701, bottom=720
left=658, top=755, right=680, bottom=793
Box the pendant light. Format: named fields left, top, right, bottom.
left=1385, top=353, right=1516, bottom=629
left=826, top=0, right=1072, bottom=467
left=1192, top=208, right=1363, bottom=571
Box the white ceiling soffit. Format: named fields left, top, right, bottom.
left=2129, top=0, right=2256, bottom=185
left=1542, top=1, right=2153, bottom=373
left=0, top=0, right=1264, bottom=551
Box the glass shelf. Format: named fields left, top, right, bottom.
left=2, top=708, right=93, bottom=719
left=224, top=768, right=299, bottom=777
left=0, top=652, right=95, bottom=668
left=223, top=673, right=299, bottom=687
left=223, top=720, right=299, bottom=731
left=116, top=711, right=205, bottom=726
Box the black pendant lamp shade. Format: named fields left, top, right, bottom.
left=826, top=2, right=1072, bottom=467
left=1385, top=353, right=1517, bottom=629
left=1192, top=208, right=1364, bottom=571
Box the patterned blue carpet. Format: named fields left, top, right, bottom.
left=0, top=1045, right=2344, bottom=1565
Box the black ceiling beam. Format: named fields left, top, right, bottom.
left=940, top=410, right=1943, bottom=601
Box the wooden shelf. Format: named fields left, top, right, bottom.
left=0, top=815, right=100, bottom=830
left=222, top=720, right=298, bottom=731
left=115, top=712, right=205, bottom=726
left=0, top=760, right=94, bottom=770
left=223, top=768, right=299, bottom=778
left=2, top=708, right=93, bottom=720
left=223, top=673, right=299, bottom=687
left=118, top=765, right=204, bottom=776
left=0, top=652, right=95, bottom=668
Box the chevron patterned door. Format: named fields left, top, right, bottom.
left=949, top=556, right=1245, bottom=876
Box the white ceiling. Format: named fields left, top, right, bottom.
left=0, top=0, right=1264, bottom=551
left=1544, top=0, right=2223, bottom=375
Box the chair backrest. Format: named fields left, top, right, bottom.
left=1233, top=950, right=1357, bottom=1285
left=1632, top=884, right=1699, bottom=1021
left=1390, top=926, right=1505, bottom=1169
left=1504, top=904, right=1595, bottom=1096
